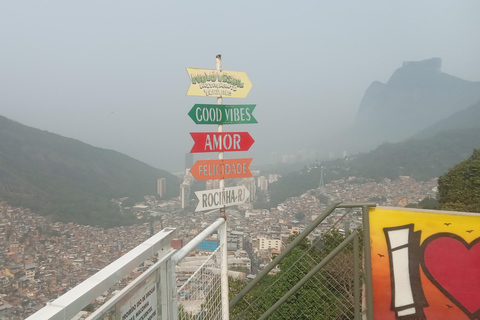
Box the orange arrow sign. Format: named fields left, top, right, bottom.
left=190, top=158, right=253, bottom=181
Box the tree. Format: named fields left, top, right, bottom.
left=295, top=212, right=305, bottom=221
left=121, top=197, right=137, bottom=208
left=368, top=196, right=387, bottom=204
left=82, top=303, right=95, bottom=312
left=438, top=149, right=480, bottom=212
left=406, top=197, right=439, bottom=209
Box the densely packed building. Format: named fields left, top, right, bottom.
left=0, top=175, right=437, bottom=319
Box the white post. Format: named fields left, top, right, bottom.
left=168, top=258, right=179, bottom=320
left=160, top=262, right=169, bottom=319
left=217, top=54, right=224, bottom=176
left=216, top=54, right=230, bottom=320
left=219, top=215, right=229, bottom=320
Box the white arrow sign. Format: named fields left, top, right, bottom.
left=195, top=186, right=250, bottom=212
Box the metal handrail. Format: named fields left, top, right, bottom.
left=172, top=217, right=225, bottom=264
left=24, top=203, right=378, bottom=320
left=168, top=216, right=227, bottom=320
left=229, top=202, right=377, bottom=319
left=25, top=227, right=176, bottom=320
left=229, top=202, right=341, bottom=308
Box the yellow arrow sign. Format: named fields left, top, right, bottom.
left=186, top=68, right=252, bottom=98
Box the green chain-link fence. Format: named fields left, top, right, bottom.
left=230, top=207, right=365, bottom=320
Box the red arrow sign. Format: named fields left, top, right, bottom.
left=190, top=158, right=253, bottom=180
left=190, top=132, right=255, bottom=153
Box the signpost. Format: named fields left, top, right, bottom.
left=190, top=158, right=253, bottom=181
left=194, top=186, right=250, bottom=211
left=185, top=55, right=255, bottom=320
left=186, top=68, right=252, bottom=98
left=188, top=104, right=257, bottom=125
left=190, top=132, right=255, bottom=153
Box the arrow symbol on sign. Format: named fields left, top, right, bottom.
left=194, top=186, right=250, bottom=212
left=190, top=158, right=253, bottom=181
left=188, top=104, right=257, bottom=125
left=190, top=132, right=255, bottom=153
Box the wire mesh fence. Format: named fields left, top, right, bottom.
left=230, top=207, right=364, bottom=320
left=177, top=244, right=224, bottom=320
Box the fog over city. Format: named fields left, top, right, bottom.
left=1, top=1, right=479, bottom=172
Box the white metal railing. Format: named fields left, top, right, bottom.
left=170, top=217, right=228, bottom=320
left=85, top=248, right=176, bottom=320
left=26, top=227, right=176, bottom=320
left=177, top=244, right=223, bottom=320
left=25, top=217, right=228, bottom=320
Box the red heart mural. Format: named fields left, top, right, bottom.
left=421, top=234, right=480, bottom=319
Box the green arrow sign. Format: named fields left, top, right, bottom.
left=188, top=104, right=257, bottom=125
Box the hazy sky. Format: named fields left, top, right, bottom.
left=1, top=1, right=479, bottom=172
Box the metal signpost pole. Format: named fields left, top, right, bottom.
left=187, top=56, right=253, bottom=319
left=216, top=54, right=230, bottom=320
left=362, top=205, right=374, bottom=320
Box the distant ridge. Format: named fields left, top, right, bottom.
left=0, top=115, right=180, bottom=227
left=413, top=100, right=480, bottom=140
left=345, top=127, right=480, bottom=181
left=266, top=126, right=480, bottom=207
left=341, top=96, right=480, bottom=181
left=344, top=58, right=480, bottom=152
left=268, top=59, right=480, bottom=206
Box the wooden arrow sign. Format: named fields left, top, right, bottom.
left=188, top=104, right=257, bottom=125
left=190, top=158, right=253, bottom=181
left=190, top=132, right=255, bottom=153
left=186, top=68, right=252, bottom=98
left=195, top=186, right=250, bottom=212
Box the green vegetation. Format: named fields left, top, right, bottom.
left=414, top=100, right=480, bottom=140
left=368, top=196, right=387, bottom=204
left=406, top=197, right=439, bottom=209
left=230, top=230, right=360, bottom=319
left=259, top=127, right=480, bottom=208
left=0, top=115, right=181, bottom=227
left=345, top=128, right=480, bottom=181
left=230, top=266, right=250, bottom=274
left=438, top=149, right=480, bottom=212
left=263, top=166, right=324, bottom=209
left=295, top=212, right=306, bottom=221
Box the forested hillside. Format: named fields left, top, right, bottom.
left=0, top=115, right=180, bottom=227
left=438, top=149, right=480, bottom=212
left=263, top=127, right=480, bottom=209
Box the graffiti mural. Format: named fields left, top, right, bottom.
left=369, top=207, right=480, bottom=320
